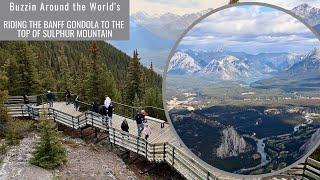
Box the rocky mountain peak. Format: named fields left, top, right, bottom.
left=216, top=126, right=247, bottom=158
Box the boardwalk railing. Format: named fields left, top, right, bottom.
left=4, top=95, right=320, bottom=180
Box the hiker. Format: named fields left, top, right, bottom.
left=107, top=102, right=113, bottom=127
left=65, top=89, right=71, bottom=105
left=121, top=119, right=129, bottom=133
left=74, top=95, right=80, bottom=111
left=23, top=94, right=29, bottom=104
left=143, top=124, right=151, bottom=140
left=104, top=96, right=111, bottom=109
left=120, top=119, right=130, bottom=158
left=46, top=91, right=54, bottom=107
left=98, top=104, right=108, bottom=125
left=135, top=110, right=145, bottom=136
left=92, top=101, right=99, bottom=113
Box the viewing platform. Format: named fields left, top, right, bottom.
left=4, top=94, right=320, bottom=180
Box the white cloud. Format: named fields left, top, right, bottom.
left=179, top=6, right=319, bottom=54
left=130, top=0, right=229, bottom=15
left=241, top=0, right=320, bottom=9
left=131, top=0, right=319, bottom=16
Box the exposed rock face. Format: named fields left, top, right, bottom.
left=216, top=127, right=247, bottom=158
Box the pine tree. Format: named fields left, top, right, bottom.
left=86, top=42, right=119, bottom=104
left=0, top=69, right=9, bottom=125
left=150, top=61, right=153, bottom=71
left=125, top=50, right=145, bottom=105
left=13, top=42, right=38, bottom=95
left=30, top=114, right=67, bottom=169
left=57, top=46, right=71, bottom=91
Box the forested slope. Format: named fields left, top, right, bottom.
left=0, top=41, right=162, bottom=107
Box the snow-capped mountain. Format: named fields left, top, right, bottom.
left=168, top=49, right=305, bottom=81
left=132, top=9, right=212, bottom=40
left=168, top=51, right=201, bottom=74
left=292, top=4, right=320, bottom=27
left=201, top=55, right=252, bottom=80
left=286, top=48, right=320, bottom=76
left=252, top=48, right=320, bottom=91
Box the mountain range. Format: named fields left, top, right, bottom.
left=168, top=49, right=308, bottom=81
left=292, top=3, right=320, bottom=27
left=252, top=49, right=320, bottom=91
left=109, top=3, right=320, bottom=73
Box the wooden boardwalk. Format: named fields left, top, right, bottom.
left=5, top=95, right=320, bottom=180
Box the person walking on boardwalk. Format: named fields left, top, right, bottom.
left=104, top=96, right=111, bottom=109
left=120, top=119, right=130, bottom=158
left=92, top=101, right=99, bottom=113
left=143, top=124, right=151, bottom=141
left=135, top=110, right=145, bottom=136
left=65, top=89, right=71, bottom=105
left=23, top=94, right=29, bottom=104
left=74, top=95, right=80, bottom=111
left=107, top=102, right=113, bottom=127
left=46, top=91, right=54, bottom=107
left=121, top=119, right=129, bottom=133
left=99, top=104, right=108, bottom=125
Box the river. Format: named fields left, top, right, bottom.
left=236, top=114, right=314, bottom=174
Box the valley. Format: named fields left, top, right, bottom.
left=166, top=48, right=320, bottom=174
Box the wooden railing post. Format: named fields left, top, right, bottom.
left=145, top=141, right=148, bottom=159
left=21, top=105, right=24, bottom=116
left=172, top=146, right=175, bottom=166
left=137, top=137, right=140, bottom=154
left=163, top=143, right=166, bottom=161
left=72, top=116, right=74, bottom=129
left=153, top=144, right=155, bottom=161
left=113, top=128, right=115, bottom=145
left=77, top=116, right=80, bottom=129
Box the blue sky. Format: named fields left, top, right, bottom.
left=178, top=5, right=319, bottom=54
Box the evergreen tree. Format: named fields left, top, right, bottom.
left=57, top=46, right=71, bottom=91
left=125, top=50, right=145, bottom=105
left=86, top=42, right=119, bottom=104
left=150, top=61, right=153, bottom=71
left=0, top=69, right=9, bottom=125
left=30, top=114, right=67, bottom=169
left=13, top=42, right=38, bottom=95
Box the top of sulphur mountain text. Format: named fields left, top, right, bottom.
left=9, top=2, right=121, bottom=12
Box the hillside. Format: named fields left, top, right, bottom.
left=0, top=41, right=163, bottom=107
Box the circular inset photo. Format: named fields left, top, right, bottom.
left=163, top=3, right=320, bottom=176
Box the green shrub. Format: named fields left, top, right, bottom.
left=0, top=143, right=8, bottom=155
left=5, top=118, right=34, bottom=145
left=30, top=119, right=67, bottom=169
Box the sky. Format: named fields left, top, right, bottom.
left=130, top=0, right=320, bottom=15
left=177, top=5, right=319, bottom=54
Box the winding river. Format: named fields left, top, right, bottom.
left=236, top=114, right=314, bottom=174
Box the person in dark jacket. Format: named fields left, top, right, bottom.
left=46, top=91, right=54, bottom=107
left=92, top=101, right=99, bottom=113
left=120, top=118, right=130, bottom=158
left=65, top=89, right=71, bottom=105
left=135, top=110, right=145, bottom=136
left=23, top=95, right=29, bottom=104
left=74, top=95, right=80, bottom=111
left=98, top=104, right=108, bottom=125
left=107, top=102, right=113, bottom=127
left=121, top=119, right=129, bottom=133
